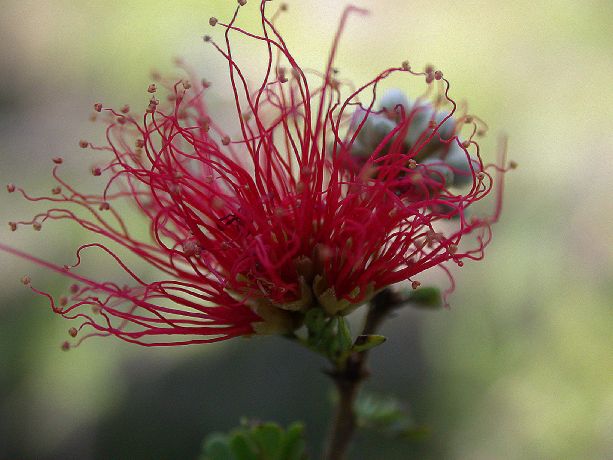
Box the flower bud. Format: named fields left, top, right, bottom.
left=444, top=143, right=481, bottom=187
left=378, top=88, right=410, bottom=119
left=419, top=158, right=454, bottom=186
left=405, top=104, right=434, bottom=146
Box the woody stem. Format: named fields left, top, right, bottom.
left=322, top=288, right=400, bottom=460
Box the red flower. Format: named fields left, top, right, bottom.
left=2, top=2, right=510, bottom=347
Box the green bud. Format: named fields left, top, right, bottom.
left=378, top=88, right=410, bottom=117
left=433, top=111, right=456, bottom=141
left=404, top=104, right=434, bottom=146
left=419, top=158, right=454, bottom=186
left=445, top=142, right=480, bottom=187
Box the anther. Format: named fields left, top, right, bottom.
left=92, top=167, right=102, bottom=176
left=448, top=244, right=458, bottom=254
left=99, top=202, right=110, bottom=211
left=59, top=296, right=68, bottom=307
left=203, top=35, right=212, bottom=43
left=465, top=116, right=473, bottom=123
left=238, top=0, right=247, bottom=5
left=69, top=327, right=78, bottom=338
left=51, top=186, right=62, bottom=195
left=408, top=159, right=417, bottom=169
left=401, top=60, right=410, bottom=71
left=33, top=222, right=42, bottom=231
left=222, top=136, right=231, bottom=146
left=411, top=280, right=421, bottom=290
left=70, top=284, right=79, bottom=293
left=8, top=222, right=17, bottom=231
left=135, top=139, right=145, bottom=148
left=79, top=140, right=89, bottom=149
left=21, top=275, right=31, bottom=285
left=434, top=70, right=443, bottom=80
left=182, top=239, right=201, bottom=258
left=120, top=104, right=130, bottom=113
left=182, top=80, right=191, bottom=90
left=7, top=183, right=16, bottom=193
left=147, top=83, right=157, bottom=93
left=509, top=161, right=518, bottom=169
left=209, top=17, right=218, bottom=26
left=200, top=118, right=211, bottom=132
left=61, top=341, right=70, bottom=351
left=52, top=157, right=63, bottom=164
left=280, top=2, right=288, bottom=10
left=462, top=140, right=471, bottom=148
left=94, top=103, right=102, bottom=112
left=201, top=79, right=211, bottom=88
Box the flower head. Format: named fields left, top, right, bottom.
left=2, top=1, right=510, bottom=347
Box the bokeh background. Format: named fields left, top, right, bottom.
left=1, top=0, right=612, bottom=459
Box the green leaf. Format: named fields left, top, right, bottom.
left=352, top=334, right=387, bottom=353
left=201, top=421, right=308, bottom=460
left=229, top=432, right=258, bottom=460
left=279, top=422, right=307, bottom=460
left=408, top=287, right=442, bottom=308
left=251, top=423, right=283, bottom=458
left=355, top=393, right=428, bottom=440
left=201, top=433, right=234, bottom=460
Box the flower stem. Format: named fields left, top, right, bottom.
left=322, top=289, right=401, bottom=460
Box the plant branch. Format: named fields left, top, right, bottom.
left=322, top=288, right=403, bottom=460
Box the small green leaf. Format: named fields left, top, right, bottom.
left=251, top=423, right=283, bottom=458
left=279, top=422, right=307, bottom=460
left=202, top=421, right=308, bottom=460
left=336, top=317, right=353, bottom=353
left=402, top=425, right=431, bottom=441
left=229, top=432, right=258, bottom=460
left=355, top=393, right=428, bottom=440
left=408, top=287, right=442, bottom=308
left=201, top=433, right=233, bottom=460
left=352, top=334, right=387, bottom=353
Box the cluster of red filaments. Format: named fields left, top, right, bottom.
left=2, top=1, right=511, bottom=347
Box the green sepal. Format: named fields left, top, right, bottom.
left=336, top=317, right=353, bottom=354
left=352, top=334, right=387, bottom=353
left=407, top=287, right=442, bottom=308
left=304, top=308, right=354, bottom=362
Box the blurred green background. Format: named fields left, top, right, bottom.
left=1, top=0, right=612, bottom=459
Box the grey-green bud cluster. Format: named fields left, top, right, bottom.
left=348, top=89, right=480, bottom=188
